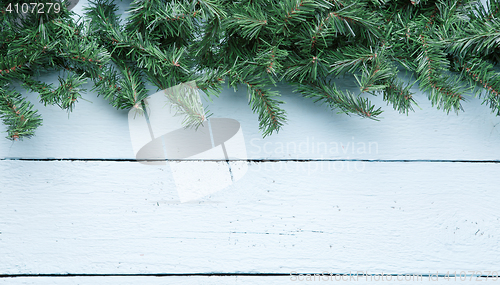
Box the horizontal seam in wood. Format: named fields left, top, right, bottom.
left=1, top=158, right=500, bottom=163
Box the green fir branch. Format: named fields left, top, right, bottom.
left=0, top=87, right=43, bottom=140
left=296, top=79, right=383, bottom=119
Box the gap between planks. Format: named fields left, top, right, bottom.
left=1, top=158, right=500, bottom=163
left=0, top=272, right=496, bottom=277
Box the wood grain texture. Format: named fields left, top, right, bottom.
left=2, top=77, right=500, bottom=160
left=1, top=160, right=499, bottom=274
left=1, top=0, right=497, bottom=161
left=1, top=0, right=498, bottom=282
left=0, top=276, right=492, bottom=285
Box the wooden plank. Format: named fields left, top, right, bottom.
left=2, top=78, right=500, bottom=160
left=1, top=160, right=499, bottom=274
left=2, top=0, right=495, bottom=161
left=1, top=275, right=495, bottom=285
left=0, top=0, right=498, bottom=160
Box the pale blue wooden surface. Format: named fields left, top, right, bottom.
left=1, top=160, right=499, bottom=275
left=0, top=276, right=493, bottom=285
left=2, top=79, right=500, bottom=160
left=1, top=0, right=499, bottom=284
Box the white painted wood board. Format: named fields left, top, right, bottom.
left=0, top=276, right=495, bottom=285
left=0, top=0, right=497, bottom=161
left=2, top=79, right=500, bottom=160
left=1, top=0, right=499, bottom=283
left=1, top=161, right=499, bottom=274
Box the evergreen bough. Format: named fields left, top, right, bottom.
left=1, top=0, right=500, bottom=140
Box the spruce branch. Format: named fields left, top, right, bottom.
left=3, top=0, right=500, bottom=140
left=382, top=78, right=418, bottom=114
left=328, top=46, right=378, bottom=76
left=453, top=56, right=500, bottom=114
left=196, top=0, right=227, bottom=19
left=225, top=3, right=268, bottom=40
left=113, top=64, right=148, bottom=110
left=446, top=18, right=500, bottom=57
left=254, top=40, right=289, bottom=81
left=349, top=47, right=397, bottom=93
left=280, top=0, right=316, bottom=25
left=21, top=73, right=87, bottom=111
left=228, top=64, right=287, bottom=136
left=283, top=53, right=329, bottom=83
left=193, top=69, right=226, bottom=97
left=90, top=64, right=122, bottom=102
left=152, top=2, right=197, bottom=38
left=318, top=2, right=382, bottom=41
left=248, top=86, right=287, bottom=137
left=163, top=81, right=209, bottom=129
left=416, top=34, right=464, bottom=112
left=0, top=87, right=42, bottom=140
left=354, top=61, right=395, bottom=93
left=296, top=79, right=383, bottom=119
